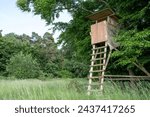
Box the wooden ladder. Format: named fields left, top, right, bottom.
left=88, top=42, right=107, bottom=95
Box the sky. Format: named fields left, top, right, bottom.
left=0, top=0, right=71, bottom=38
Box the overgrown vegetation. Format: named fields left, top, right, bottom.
left=0, top=79, right=149, bottom=100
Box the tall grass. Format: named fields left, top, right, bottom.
left=0, top=78, right=149, bottom=100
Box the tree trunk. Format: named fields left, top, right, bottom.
left=127, top=68, right=136, bottom=88
left=127, top=68, right=135, bottom=76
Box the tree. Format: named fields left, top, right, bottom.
left=108, top=0, right=150, bottom=76
left=0, top=33, right=31, bottom=75
left=29, top=32, right=65, bottom=77
left=6, top=52, right=41, bottom=79
left=0, top=30, right=2, bottom=37
left=16, top=0, right=78, bottom=24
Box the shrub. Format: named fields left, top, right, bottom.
left=63, top=59, right=89, bottom=78
left=44, top=62, right=59, bottom=76
left=56, top=70, right=74, bottom=78
left=6, top=52, right=41, bottom=79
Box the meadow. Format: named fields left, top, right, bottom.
left=0, top=78, right=150, bottom=100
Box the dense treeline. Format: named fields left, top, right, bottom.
left=0, top=32, right=89, bottom=79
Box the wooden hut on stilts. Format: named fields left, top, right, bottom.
left=87, top=8, right=119, bottom=95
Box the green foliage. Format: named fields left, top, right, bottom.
left=57, top=70, right=74, bottom=78
left=108, top=0, right=150, bottom=30
left=16, top=0, right=31, bottom=12
left=0, top=34, right=31, bottom=75
left=112, top=29, right=150, bottom=66
left=44, top=62, right=59, bottom=77
left=109, top=0, right=150, bottom=75
left=30, top=33, right=64, bottom=77
left=6, top=52, right=41, bottom=79
left=17, top=0, right=77, bottom=24
left=63, top=59, right=89, bottom=78
left=1, top=31, right=81, bottom=78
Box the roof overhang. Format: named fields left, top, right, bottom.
left=87, top=8, right=119, bottom=21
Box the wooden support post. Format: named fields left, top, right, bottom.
left=105, top=49, right=112, bottom=68
left=88, top=45, right=96, bottom=95
left=100, top=42, right=107, bottom=92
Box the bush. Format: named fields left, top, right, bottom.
left=6, top=52, right=42, bottom=79
left=56, top=70, right=74, bottom=78
left=44, top=62, right=59, bottom=76
left=63, top=59, right=89, bottom=78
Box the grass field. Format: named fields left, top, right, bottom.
left=0, top=78, right=150, bottom=100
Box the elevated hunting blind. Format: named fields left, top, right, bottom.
left=87, top=8, right=119, bottom=95
left=89, top=8, right=119, bottom=49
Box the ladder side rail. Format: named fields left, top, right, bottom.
left=100, top=42, right=107, bottom=92
left=88, top=45, right=96, bottom=95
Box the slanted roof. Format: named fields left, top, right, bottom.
left=87, top=8, right=118, bottom=21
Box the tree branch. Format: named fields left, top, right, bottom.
left=97, top=0, right=111, bottom=8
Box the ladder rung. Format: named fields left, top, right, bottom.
left=87, top=89, right=101, bottom=92
left=89, top=70, right=104, bottom=73
left=90, top=64, right=105, bottom=67
left=91, top=58, right=106, bottom=61
left=105, top=78, right=145, bottom=81
left=88, top=76, right=99, bottom=79
left=88, top=76, right=104, bottom=79
left=91, top=52, right=106, bottom=56
left=92, top=46, right=107, bottom=50
left=88, top=83, right=103, bottom=85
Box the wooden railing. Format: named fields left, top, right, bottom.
left=104, top=75, right=150, bottom=81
